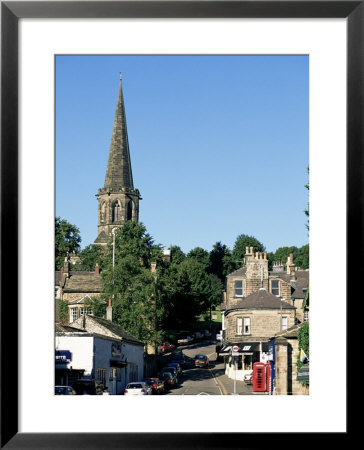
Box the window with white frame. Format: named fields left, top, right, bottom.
left=80, top=307, right=92, bottom=316
left=281, top=316, right=288, bottom=330
left=304, top=310, right=309, bottom=322
left=70, top=308, right=78, bottom=322
left=271, top=279, right=280, bottom=296
left=237, top=317, right=243, bottom=335
left=234, top=280, right=244, bottom=297
left=244, top=317, right=251, bottom=335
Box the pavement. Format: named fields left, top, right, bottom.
left=210, top=361, right=252, bottom=395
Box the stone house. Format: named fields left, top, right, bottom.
left=222, top=288, right=296, bottom=380
left=220, top=246, right=309, bottom=383
left=56, top=256, right=103, bottom=324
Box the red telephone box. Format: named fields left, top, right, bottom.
left=252, top=362, right=266, bottom=392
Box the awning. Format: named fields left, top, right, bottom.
left=218, top=342, right=269, bottom=355
left=110, top=360, right=127, bottom=368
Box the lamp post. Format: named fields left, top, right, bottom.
left=111, top=228, right=117, bottom=302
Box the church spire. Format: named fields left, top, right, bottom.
left=95, top=76, right=141, bottom=245
left=104, top=76, right=134, bottom=190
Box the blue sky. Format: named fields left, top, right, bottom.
left=56, top=55, right=309, bottom=255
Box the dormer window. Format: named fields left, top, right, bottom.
left=234, top=280, right=244, bottom=297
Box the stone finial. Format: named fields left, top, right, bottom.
left=95, top=263, right=99, bottom=274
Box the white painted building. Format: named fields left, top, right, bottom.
left=55, top=316, right=144, bottom=394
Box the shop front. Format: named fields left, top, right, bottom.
left=219, top=341, right=269, bottom=381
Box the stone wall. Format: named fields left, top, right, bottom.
left=274, top=336, right=309, bottom=395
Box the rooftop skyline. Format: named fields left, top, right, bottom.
left=56, top=55, right=309, bottom=255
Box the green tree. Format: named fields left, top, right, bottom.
left=187, top=247, right=210, bottom=269
left=101, top=221, right=164, bottom=346
left=78, top=244, right=106, bottom=271
left=57, top=299, right=69, bottom=324
left=55, top=217, right=81, bottom=270
left=231, top=234, right=265, bottom=268
left=208, top=242, right=233, bottom=281
left=273, top=246, right=298, bottom=264
left=169, top=245, right=186, bottom=264
left=297, top=321, right=309, bottom=371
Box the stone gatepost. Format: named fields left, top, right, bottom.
left=274, top=336, right=289, bottom=395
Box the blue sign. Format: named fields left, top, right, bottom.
left=55, top=350, right=72, bottom=363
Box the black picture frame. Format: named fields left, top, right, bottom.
left=1, top=1, right=355, bottom=448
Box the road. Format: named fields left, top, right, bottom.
left=163, top=339, right=227, bottom=396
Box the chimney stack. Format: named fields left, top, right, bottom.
left=106, top=298, right=113, bottom=322
left=286, top=253, right=296, bottom=281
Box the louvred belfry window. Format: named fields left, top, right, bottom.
left=112, top=201, right=121, bottom=223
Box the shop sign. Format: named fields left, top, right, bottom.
left=111, top=342, right=121, bottom=357
left=55, top=350, right=72, bottom=364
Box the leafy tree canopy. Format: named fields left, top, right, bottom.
left=187, top=247, right=210, bottom=269
left=78, top=244, right=106, bottom=271
left=169, top=245, right=186, bottom=264
left=55, top=216, right=81, bottom=270
left=231, top=234, right=265, bottom=267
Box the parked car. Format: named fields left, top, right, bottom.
left=166, top=362, right=182, bottom=377
left=202, top=329, right=211, bottom=338
left=170, top=350, right=185, bottom=366
left=143, top=378, right=165, bottom=395
left=55, top=385, right=76, bottom=395
left=160, top=342, right=175, bottom=353
left=191, top=331, right=203, bottom=341
left=123, top=381, right=152, bottom=395
left=73, top=379, right=103, bottom=395
left=159, top=370, right=177, bottom=388
left=161, top=366, right=179, bottom=380
left=159, top=372, right=174, bottom=389
left=194, top=354, right=209, bottom=368
left=177, top=335, right=193, bottom=345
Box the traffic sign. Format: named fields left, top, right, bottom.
left=232, top=344, right=240, bottom=356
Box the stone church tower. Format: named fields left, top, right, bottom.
left=94, top=77, right=141, bottom=245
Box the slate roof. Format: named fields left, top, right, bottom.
left=62, top=271, right=102, bottom=293
left=226, top=266, right=247, bottom=277
left=55, top=323, right=87, bottom=333
left=269, top=270, right=309, bottom=299
left=94, top=230, right=109, bottom=244
left=225, top=288, right=295, bottom=314
left=72, top=315, right=144, bottom=346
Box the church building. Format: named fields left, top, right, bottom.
left=57, top=77, right=141, bottom=323
left=95, top=77, right=142, bottom=245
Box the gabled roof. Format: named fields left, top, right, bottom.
left=71, top=314, right=144, bottom=346
left=67, top=294, right=102, bottom=305
left=62, top=271, right=102, bottom=293
left=225, top=288, right=295, bottom=313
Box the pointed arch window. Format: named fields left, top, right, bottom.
left=112, top=201, right=121, bottom=223
left=126, top=201, right=133, bottom=221
left=100, top=202, right=106, bottom=223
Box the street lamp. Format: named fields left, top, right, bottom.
left=111, top=228, right=117, bottom=302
